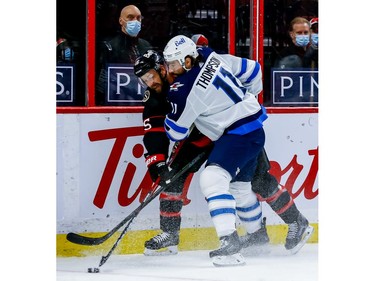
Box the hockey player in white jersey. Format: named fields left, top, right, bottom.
left=187, top=34, right=313, bottom=257
left=162, top=35, right=313, bottom=266
left=163, top=35, right=267, bottom=266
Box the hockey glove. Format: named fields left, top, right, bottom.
left=145, top=153, right=170, bottom=182
left=155, top=161, right=170, bottom=184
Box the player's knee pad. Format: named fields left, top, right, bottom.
left=199, top=165, right=232, bottom=198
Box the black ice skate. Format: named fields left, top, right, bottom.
left=209, top=231, right=245, bottom=267
left=240, top=217, right=271, bottom=256
left=144, top=232, right=179, bottom=256
left=285, top=213, right=314, bottom=255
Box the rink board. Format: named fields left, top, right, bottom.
left=56, top=112, right=318, bottom=257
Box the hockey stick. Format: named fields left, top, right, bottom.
left=66, top=151, right=207, bottom=246
left=98, top=211, right=136, bottom=267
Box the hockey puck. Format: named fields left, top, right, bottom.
left=87, top=267, right=100, bottom=273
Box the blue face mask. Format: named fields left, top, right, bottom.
left=125, top=20, right=141, bottom=37
left=295, top=34, right=310, bottom=47
left=311, top=34, right=318, bottom=46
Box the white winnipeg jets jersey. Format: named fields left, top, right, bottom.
left=164, top=50, right=267, bottom=141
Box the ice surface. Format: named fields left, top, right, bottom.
left=57, top=244, right=318, bottom=281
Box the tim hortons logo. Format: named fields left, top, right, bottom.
left=88, top=127, right=318, bottom=209
left=269, top=146, right=318, bottom=200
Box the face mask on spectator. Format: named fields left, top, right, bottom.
left=311, top=34, right=318, bottom=46
left=295, top=34, right=310, bottom=47
left=125, top=20, right=141, bottom=37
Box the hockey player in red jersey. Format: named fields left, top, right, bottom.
left=134, top=50, right=214, bottom=255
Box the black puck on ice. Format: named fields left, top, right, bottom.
left=87, top=267, right=100, bottom=273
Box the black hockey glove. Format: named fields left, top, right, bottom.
left=148, top=161, right=170, bottom=183
left=145, top=153, right=172, bottom=183
left=155, top=161, right=170, bottom=184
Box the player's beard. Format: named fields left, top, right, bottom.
left=151, top=82, right=163, bottom=93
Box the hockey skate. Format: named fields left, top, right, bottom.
left=285, top=213, right=314, bottom=255
left=144, top=232, right=179, bottom=256
left=240, top=217, right=271, bottom=256
left=209, top=231, right=245, bottom=267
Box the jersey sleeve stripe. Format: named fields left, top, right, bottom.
left=244, top=61, right=260, bottom=84
left=236, top=58, right=248, bottom=78
left=165, top=118, right=189, bottom=134
left=164, top=117, right=190, bottom=141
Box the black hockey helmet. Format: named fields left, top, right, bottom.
left=134, top=50, right=165, bottom=77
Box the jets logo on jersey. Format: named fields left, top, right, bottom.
left=170, top=82, right=184, bottom=91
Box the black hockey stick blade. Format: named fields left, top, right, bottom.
left=66, top=196, right=148, bottom=246
left=66, top=151, right=207, bottom=246
left=66, top=231, right=112, bottom=246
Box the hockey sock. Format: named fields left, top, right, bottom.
left=258, top=185, right=299, bottom=224
left=230, top=181, right=262, bottom=233
left=159, top=191, right=183, bottom=233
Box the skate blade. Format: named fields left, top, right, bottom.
left=144, top=245, right=178, bottom=256
left=241, top=243, right=271, bottom=257
left=288, top=225, right=314, bottom=255
left=212, top=253, right=246, bottom=267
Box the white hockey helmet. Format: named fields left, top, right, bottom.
left=163, top=35, right=198, bottom=69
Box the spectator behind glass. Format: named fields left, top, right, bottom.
left=96, top=5, right=152, bottom=104
left=274, top=17, right=311, bottom=68
left=56, top=35, right=86, bottom=106
left=303, top=17, right=318, bottom=69
left=56, top=38, right=75, bottom=63
left=310, top=17, right=318, bottom=47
